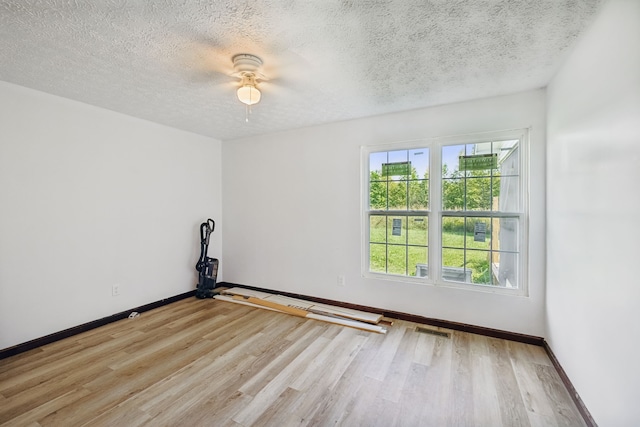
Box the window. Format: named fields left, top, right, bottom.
left=363, top=130, right=528, bottom=293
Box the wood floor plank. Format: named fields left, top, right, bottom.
left=379, top=326, right=419, bottom=403
left=237, top=323, right=327, bottom=397
left=140, top=331, right=267, bottom=418
left=0, top=348, right=46, bottom=376
left=488, top=336, right=532, bottom=427
left=0, top=329, right=142, bottom=397
left=289, top=327, right=364, bottom=391
left=286, top=330, right=368, bottom=422
left=528, top=411, right=562, bottom=427
left=254, top=387, right=303, bottom=427
left=138, top=355, right=259, bottom=425
left=469, top=334, right=504, bottom=427
left=415, top=333, right=453, bottom=426
left=0, top=355, right=121, bottom=422
left=181, top=391, right=253, bottom=427
left=412, top=331, right=437, bottom=366
left=340, top=375, right=399, bottom=427
left=0, top=388, right=91, bottom=427
left=0, top=298, right=588, bottom=426
left=304, top=326, right=388, bottom=425
left=449, top=330, right=475, bottom=426
left=0, top=344, right=83, bottom=384
left=364, top=320, right=407, bottom=381
left=136, top=355, right=225, bottom=415
left=535, top=364, right=586, bottom=427
left=232, top=332, right=331, bottom=425
left=73, top=316, right=275, bottom=424
left=37, top=305, right=257, bottom=425
left=511, top=357, right=558, bottom=422
left=81, top=405, right=152, bottom=427
left=397, top=362, right=432, bottom=426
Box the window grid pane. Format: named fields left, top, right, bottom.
left=368, top=212, right=429, bottom=277
left=370, top=149, right=430, bottom=212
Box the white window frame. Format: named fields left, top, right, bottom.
left=361, top=129, right=529, bottom=296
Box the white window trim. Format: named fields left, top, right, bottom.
left=361, top=129, right=530, bottom=296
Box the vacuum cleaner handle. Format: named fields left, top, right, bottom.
left=200, top=222, right=209, bottom=245
left=200, top=219, right=214, bottom=244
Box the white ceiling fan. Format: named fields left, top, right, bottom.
left=176, top=33, right=310, bottom=123
left=231, top=53, right=264, bottom=107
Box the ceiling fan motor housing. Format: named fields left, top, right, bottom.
left=232, top=53, right=263, bottom=75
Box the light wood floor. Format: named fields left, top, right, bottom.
left=0, top=298, right=585, bottom=426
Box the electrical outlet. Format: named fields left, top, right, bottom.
left=112, top=284, right=120, bottom=296
left=337, top=275, right=346, bottom=287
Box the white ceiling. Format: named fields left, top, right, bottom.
left=0, top=1, right=604, bottom=141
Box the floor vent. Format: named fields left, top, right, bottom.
left=415, top=326, right=451, bottom=338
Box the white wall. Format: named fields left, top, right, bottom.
left=223, top=89, right=546, bottom=336
left=546, top=1, right=640, bottom=425
left=0, top=82, right=222, bottom=350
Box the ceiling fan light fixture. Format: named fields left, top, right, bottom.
left=232, top=54, right=263, bottom=108
left=237, top=74, right=261, bottom=106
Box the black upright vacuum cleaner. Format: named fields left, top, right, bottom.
left=195, top=218, right=219, bottom=299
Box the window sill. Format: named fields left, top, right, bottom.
left=362, top=271, right=529, bottom=296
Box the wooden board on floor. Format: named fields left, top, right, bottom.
left=213, top=295, right=281, bottom=313
left=213, top=295, right=387, bottom=334
left=221, top=287, right=383, bottom=324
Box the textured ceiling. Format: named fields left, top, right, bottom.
left=0, top=1, right=604, bottom=141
